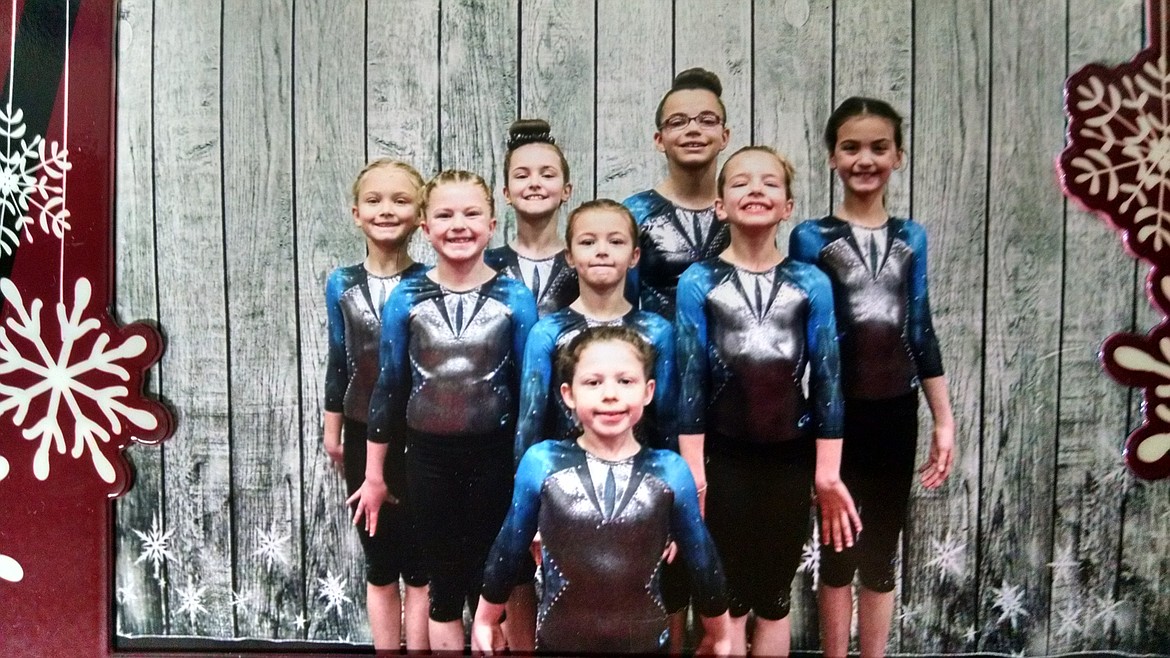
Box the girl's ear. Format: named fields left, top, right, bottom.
left=714, top=198, right=729, bottom=222
left=629, top=245, right=641, bottom=268
left=893, top=149, right=906, bottom=171
left=653, top=130, right=666, bottom=153
left=559, top=382, right=576, bottom=410
left=642, top=378, right=656, bottom=407
left=561, top=181, right=573, bottom=203
left=351, top=205, right=361, bottom=226
left=502, top=183, right=513, bottom=206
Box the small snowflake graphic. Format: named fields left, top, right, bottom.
left=990, top=580, right=1029, bottom=630
left=926, top=530, right=966, bottom=583
left=132, top=510, right=174, bottom=583
left=1092, top=594, right=1128, bottom=634
left=1047, top=544, right=1080, bottom=582
left=1053, top=603, right=1084, bottom=641
left=798, top=521, right=821, bottom=590
left=0, top=103, right=71, bottom=256
left=894, top=602, right=922, bottom=629
left=252, top=527, right=291, bottom=570
left=292, top=613, right=310, bottom=631
left=229, top=587, right=257, bottom=615
left=175, top=576, right=209, bottom=626
left=317, top=570, right=352, bottom=616
left=0, top=276, right=159, bottom=482
left=962, top=624, right=979, bottom=645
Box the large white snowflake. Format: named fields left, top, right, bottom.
left=316, top=570, right=351, bottom=616
left=0, top=104, right=70, bottom=256
left=798, top=521, right=821, bottom=590
left=0, top=276, right=159, bottom=482
left=926, top=530, right=966, bottom=583
left=174, top=576, right=209, bottom=626
left=989, top=580, right=1029, bottom=630
left=132, top=510, right=174, bottom=583
left=252, top=526, right=291, bottom=570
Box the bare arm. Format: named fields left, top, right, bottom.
left=919, top=375, right=955, bottom=489
left=678, top=433, right=706, bottom=516
left=322, top=411, right=344, bottom=474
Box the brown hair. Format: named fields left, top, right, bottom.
left=556, top=325, right=656, bottom=384
left=351, top=158, right=425, bottom=205
left=421, top=169, right=494, bottom=218
left=654, top=67, right=727, bottom=128
left=717, top=145, right=797, bottom=201
left=824, top=96, right=905, bottom=152
left=504, top=118, right=571, bottom=183
left=564, top=198, right=638, bottom=244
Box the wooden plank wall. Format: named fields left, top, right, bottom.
left=113, top=0, right=1168, bottom=653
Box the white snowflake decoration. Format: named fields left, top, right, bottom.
left=894, top=602, right=922, bottom=629
left=317, top=570, right=352, bottom=616
left=990, top=580, right=1029, bottom=630
left=174, top=576, right=209, bottom=626
left=1053, top=603, right=1084, bottom=641
left=1092, top=594, right=1128, bottom=634
left=798, top=521, right=821, bottom=590
left=0, top=276, right=159, bottom=482
left=1069, top=56, right=1170, bottom=250
left=252, top=527, right=291, bottom=570
left=1047, top=544, right=1080, bottom=582
left=926, top=530, right=966, bottom=583
left=230, top=587, right=257, bottom=615
left=132, top=510, right=174, bottom=583
left=0, top=103, right=70, bottom=256
left=292, top=613, right=309, bottom=631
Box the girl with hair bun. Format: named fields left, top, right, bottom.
left=486, top=118, right=579, bottom=317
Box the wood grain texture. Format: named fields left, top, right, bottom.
left=900, top=1, right=989, bottom=653
left=221, top=0, right=303, bottom=638
left=594, top=0, right=671, bottom=201
left=753, top=0, right=832, bottom=256
left=674, top=0, right=751, bottom=157
left=293, top=0, right=370, bottom=642
left=978, top=0, right=1067, bottom=653
left=439, top=0, right=518, bottom=247
left=112, top=0, right=166, bottom=637
left=832, top=0, right=912, bottom=217
left=151, top=0, right=233, bottom=638
left=519, top=0, right=595, bottom=227
left=367, top=0, right=440, bottom=265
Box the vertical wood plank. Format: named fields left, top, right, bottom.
left=439, top=0, right=519, bottom=246
left=222, top=0, right=302, bottom=638
left=367, top=0, right=440, bottom=265
left=113, top=0, right=165, bottom=636
left=294, top=0, right=369, bottom=642
left=674, top=0, right=751, bottom=158
left=753, top=0, right=832, bottom=256
left=518, top=0, right=595, bottom=226
left=152, top=0, right=233, bottom=638
left=595, top=0, right=672, bottom=201
left=978, top=0, right=1066, bottom=653
left=832, top=0, right=912, bottom=216
left=901, top=1, right=990, bottom=653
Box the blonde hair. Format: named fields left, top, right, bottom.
left=556, top=325, right=656, bottom=384
left=421, top=169, right=494, bottom=218
left=717, top=145, right=797, bottom=201
left=350, top=158, right=425, bottom=205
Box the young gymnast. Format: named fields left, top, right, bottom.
left=485, top=119, right=578, bottom=317
left=789, top=97, right=956, bottom=658
left=348, top=170, right=539, bottom=651
left=473, top=326, right=731, bottom=655
left=513, top=198, right=677, bottom=465
left=676, top=146, right=860, bottom=656
left=322, top=158, right=429, bottom=652
left=624, top=67, right=732, bottom=321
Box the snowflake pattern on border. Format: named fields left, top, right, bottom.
left=0, top=103, right=70, bottom=256
left=0, top=276, right=159, bottom=483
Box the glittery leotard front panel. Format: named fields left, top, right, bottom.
left=485, top=245, right=579, bottom=317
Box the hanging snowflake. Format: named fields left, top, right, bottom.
left=0, top=276, right=159, bottom=483
left=0, top=103, right=70, bottom=256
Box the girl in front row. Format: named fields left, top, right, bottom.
left=676, top=146, right=860, bottom=656
left=350, top=170, right=538, bottom=651
left=474, top=326, right=731, bottom=655
left=790, top=97, right=955, bottom=658
left=323, top=158, right=430, bottom=652
left=485, top=119, right=578, bottom=317
left=514, top=198, right=677, bottom=466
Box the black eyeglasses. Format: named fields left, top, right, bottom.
left=659, top=111, right=725, bottom=132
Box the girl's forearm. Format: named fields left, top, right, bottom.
left=921, top=375, right=954, bottom=429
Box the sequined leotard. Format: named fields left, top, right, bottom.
left=367, top=272, right=538, bottom=621
left=485, top=244, right=578, bottom=317
left=514, top=307, right=678, bottom=463
left=624, top=189, right=730, bottom=319
left=482, top=440, right=728, bottom=653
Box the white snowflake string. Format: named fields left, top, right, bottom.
left=0, top=103, right=71, bottom=256
left=989, top=580, right=1029, bottom=630
left=317, top=571, right=351, bottom=616
left=1053, top=603, right=1084, bottom=641
left=174, top=576, right=209, bottom=626
left=132, top=510, right=174, bottom=584
left=1069, top=56, right=1170, bottom=250
left=798, top=521, right=821, bottom=590
left=926, top=530, right=966, bottom=583
left=251, top=527, right=291, bottom=570
left=0, top=276, right=159, bottom=482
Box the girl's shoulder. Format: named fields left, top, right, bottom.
left=890, top=217, right=928, bottom=242
left=640, top=448, right=693, bottom=484
left=622, top=189, right=671, bottom=224
left=625, top=308, right=671, bottom=334
left=326, top=262, right=365, bottom=288
left=483, top=244, right=516, bottom=270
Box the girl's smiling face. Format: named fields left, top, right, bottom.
left=422, top=182, right=496, bottom=263
left=351, top=166, right=420, bottom=247
left=715, top=149, right=794, bottom=229
left=560, top=339, right=655, bottom=442
left=829, top=114, right=903, bottom=197
left=504, top=143, right=572, bottom=219
left=653, top=88, right=730, bottom=168
left=565, top=208, right=639, bottom=290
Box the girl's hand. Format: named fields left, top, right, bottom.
left=696, top=481, right=707, bottom=518
left=530, top=531, right=543, bottom=567
left=815, top=476, right=862, bottom=553
left=661, top=541, right=679, bottom=564
left=470, top=619, right=505, bottom=655
left=695, top=612, right=732, bottom=656
left=920, top=422, right=955, bottom=489
left=323, top=432, right=344, bottom=474
left=345, top=478, right=389, bottom=535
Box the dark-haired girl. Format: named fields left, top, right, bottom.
left=790, top=97, right=956, bottom=658
left=486, top=119, right=578, bottom=317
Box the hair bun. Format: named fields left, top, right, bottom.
left=507, top=118, right=555, bottom=150
left=672, top=67, right=722, bottom=97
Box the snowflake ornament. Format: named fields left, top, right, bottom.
left=0, top=276, right=163, bottom=484
left=317, top=571, right=352, bottom=616
left=0, top=103, right=71, bottom=256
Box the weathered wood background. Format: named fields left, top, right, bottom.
left=112, top=0, right=1170, bottom=654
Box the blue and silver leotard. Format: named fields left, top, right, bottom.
left=514, top=307, right=678, bottom=463
left=789, top=216, right=944, bottom=400
left=676, top=258, right=843, bottom=442
left=624, top=189, right=730, bottom=320
left=482, top=440, right=728, bottom=653
left=485, top=245, right=578, bottom=317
